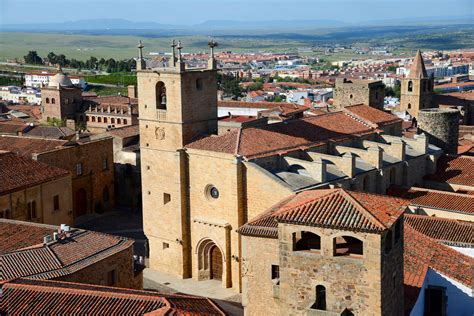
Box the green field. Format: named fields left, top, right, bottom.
left=85, top=73, right=137, bottom=86
left=0, top=26, right=473, bottom=63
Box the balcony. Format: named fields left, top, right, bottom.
left=156, top=110, right=167, bottom=121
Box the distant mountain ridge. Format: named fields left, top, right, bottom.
left=1, top=16, right=472, bottom=33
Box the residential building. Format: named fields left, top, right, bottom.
left=0, top=152, right=73, bottom=225
left=25, top=71, right=87, bottom=89
left=0, top=219, right=143, bottom=289
left=0, top=135, right=114, bottom=217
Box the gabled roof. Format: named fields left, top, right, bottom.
left=239, top=189, right=408, bottom=236
left=0, top=219, right=133, bottom=281
left=405, top=214, right=473, bottom=247
left=407, top=50, right=428, bottom=79
left=186, top=111, right=375, bottom=159
left=344, top=104, right=402, bottom=127
left=0, top=135, right=67, bottom=157
left=0, top=152, right=69, bottom=195
left=387, top=186, right=474, bottom=215
left=424, top=155, right=474, bottom=187
left=0, top=278, right=226, bottom=315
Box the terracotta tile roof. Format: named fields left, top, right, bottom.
left=107, top=125, right=140, bottom=138
left=0, top=122, right=28, bottom=135
left=83, top=95, right=138, bottom=105
left=0, top=135, right=67, bottom=157
left=344, top=104, right=402, bottom=127
left=6, top=105, right=42, bottom=120
left=239, top=189, right=408, bottom=236
left=0, top=219, right=133, bottom=281
left=187, top=111, right=375, bottom=159
left=387, top=186, right=474, bottom=215
left=218, top=100, right=297, bottom=109
left=0, top=278, right=226, bottom=315
left=24, top=125, right=76, bottom=139
left=405, top=214, right=473, bottom=246
left=0, top=152, right=69, bottom=195
left=403, top=225, right=473, bottom=312
left=424, top=155, right=474, bottom=187
left=219, top=115, right=257, bottom=123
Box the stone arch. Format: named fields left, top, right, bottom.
left=46, top=97, right=50, bottom=104
left=408, top=81, right=413, bottom=92
left=195, top=238, right=225, bottom=281
left=331, top=233, right=364, bottom=257
left=51, top=98, right=56, bottom=104
left=156, top=81, right=167, bottom=110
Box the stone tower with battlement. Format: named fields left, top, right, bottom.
left=400, top=50, right=434, bottom=118
left=138, top=40, right=218, bottom=278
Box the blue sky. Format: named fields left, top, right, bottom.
left=0, top=0, right=473, bottom=25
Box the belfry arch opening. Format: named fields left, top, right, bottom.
left=196, top=239, right=223, bottom=281
left=156, top=81, right=167, bottom=110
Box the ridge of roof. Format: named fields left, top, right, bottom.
left=407, top=50, right=428, bottom=79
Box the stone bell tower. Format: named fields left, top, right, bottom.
left=400, top=50, right=434, bottom=118
left=138, top=40, right=218, bottom=278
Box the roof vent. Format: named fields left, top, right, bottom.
left=60, top=224, right=70, bottom=232
left=43, top=235, right=52, bottom=244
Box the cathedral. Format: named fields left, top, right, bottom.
left=137, top=43, right=445, bottom=315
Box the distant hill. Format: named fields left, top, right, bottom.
left=1, top=16, right=471, bottom=34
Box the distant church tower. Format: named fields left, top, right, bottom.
left=137, top=40, right=218, bottom=277
left=400, top=50, right=434, bottom=118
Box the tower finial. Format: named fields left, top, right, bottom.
left=137, top=40, right=144, bottom=59
left=208, top=39, right=218, bottom=59
left=171, top=39, right=177, bottom=67
left=177, top=41, right=183, bottom=62
left=136, top=40, right=146, bottom=70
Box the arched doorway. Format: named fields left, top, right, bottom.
left=75, top=188, right=87, bottom=217
left=210, top=245, right=223, bottom=280
left=196, top=238, right=224, bottom=282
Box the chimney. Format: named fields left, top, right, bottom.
left=127, top=85, right=136, bottom=99
left=43, top=235, right=52, bottom=245
left=413, top=133, right=428, bottom=154
left=53, top=232, right=59, bottom=241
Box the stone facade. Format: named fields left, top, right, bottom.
left=241, top=221, right=404, bottom=316
left=42, top=86, right=82, bottom=122
left=333, top=79, right=385, bottom=110
left=33, top=137, right=115, bottom=217
left=418, top=108, right=460, bottom=154
left=0, top=175, right=73, bottom=226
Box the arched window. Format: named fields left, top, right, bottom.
left=51, top=98, right=56, bottom=104
left=408, top=103, right=412, bottom=109
left=92, top=116, right=96, bottom=122
left=349, top=94, right=353, bottom=99
left=156, top=81, right=167, bottom=110
left=334, top=236, right=363, bottom=256
left=117, top=118, right=121, bottom=124
left=408, top=81, right=413, bottom=92
left=104, top=117, right=108, bottom=123
left=293, top=231, right=321, bottom=252
left=311, top=285, right=326, bottom=310
left=123, top=119, right=128, bottom=124
left=111, top=118, right=115, bottom=124
left=384, top=230, right=393, bottom=254
left=98, top=117, right=102, bottom=123
left=46, top=97, right=50, bottom=104
left=86, top=116, right=90, bottom=122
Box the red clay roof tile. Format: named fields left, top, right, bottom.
left=424, top=155, right=474, bottom=187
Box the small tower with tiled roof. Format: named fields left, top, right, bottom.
left=400, top=50, right=434, bottom=118
left=239, top=188, right=408, bottom=315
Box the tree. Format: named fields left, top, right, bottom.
left=247, top=82, right=263, bottom=91
left=24, top=51, right=43, bottom=65
left=385, top=83, right=401, bottom=98
left=218, top=73, right=242, bottom=99
left=47, top=52, right=57, bottom=65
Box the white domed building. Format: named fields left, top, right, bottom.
left=41, top=66, right=83, bottom=123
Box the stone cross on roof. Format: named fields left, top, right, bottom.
left=208, top=40, right=218, bottom=59
left=171, top=39, right=177, bottom=66
left=137, top=40, right=144, bottom=60
left=177, top=41, right=183, bottom=62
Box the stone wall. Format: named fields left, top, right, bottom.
left=418, top=108, right=460, bottom=154
left=278, top=224, right=384, bottom=315
left=241, top=236, right=280, bottom=316
left=333, top=79, right=384, bottom=110
left=42, top=87, right=82, bottom=121
left=0, top=175, right=73, bottom=226
left=400, top=78, right=434, bottom=118
left=35, top=137, right=115, bottom=217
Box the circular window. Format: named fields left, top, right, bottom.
left=205, top=185, right=219, bottom=200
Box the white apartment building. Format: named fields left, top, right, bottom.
left=25, top=72, right=87, bottom=89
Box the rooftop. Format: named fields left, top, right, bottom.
left=107, top=125, right=140, bottom=138
left=0, top=152, right=69, bottom=195
left=387, top=186, right=474, bottom=215
left=239, top=188, right=408, bottom=237
left=344, top=104, right=402, bottom=127
left=186, top=111, right=375, bottom=159
left=0, top=219, right=133, bottom=281
left=0, top=135, right=67, bottom=157
left=424, top=155, right=474, bottom=187
left=0, top=278, right=226, bottom=315
left=407, top=50, right=428, bottom=79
